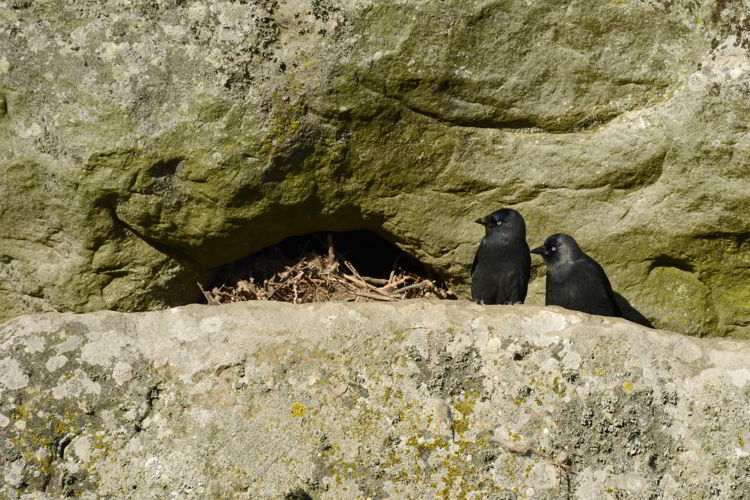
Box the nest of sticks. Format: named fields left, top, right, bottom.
left=199, top=235, right=456, bottom=305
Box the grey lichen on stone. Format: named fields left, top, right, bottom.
left=0, top=0, right=748, bottom=338
left=1, top=301, right=750, bottom=498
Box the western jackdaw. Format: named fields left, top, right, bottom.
left=471, top=208, right=531, bottom=305
left=531, top=233, right=622, bottom=317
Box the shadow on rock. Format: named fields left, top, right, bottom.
left=615, top=293, right=654, bottom=328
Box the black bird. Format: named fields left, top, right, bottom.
left=530, top=233, right=622, bottom=317
left=471, top=208, right=531, bottom=304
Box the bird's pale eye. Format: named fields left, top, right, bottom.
left=551, top=246, right=556, bottom=251
left=496, top=221, right=502, bottom=225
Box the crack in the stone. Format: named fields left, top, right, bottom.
left=55, top=433, right=76, bottom=460
left=648, top=255, right=695, bottom=274
left=105, top=203, right=203, bottom=270
left=398, top=99, right=544, bottom=132
left=698, top=230, right=750, bottom=247
left=358, top=80, right=624, bottom=134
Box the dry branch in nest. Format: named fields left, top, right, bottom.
left=199, top=235, right=456, bottom=305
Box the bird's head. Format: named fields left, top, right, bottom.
left=530, top=233, right=582, bottom=263
left=474, top=208, right=526, bottom=238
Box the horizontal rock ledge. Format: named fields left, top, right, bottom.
left=1, top=300, right=749, bottom=499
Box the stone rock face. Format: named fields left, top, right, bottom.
left=1, top=301, right=750, bottom=498
left=1, top=1, right=749, bottom=337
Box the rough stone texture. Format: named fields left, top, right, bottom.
left=1, top=301, right=750, bottom=498
left=1, top=1, right=749, bottom=337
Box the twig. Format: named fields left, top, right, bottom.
left=341, top=273, right=393, bottom=298
left=325, top=233, right=338, bottom=273
left=266, top=285, right=281, bottom=300
left=198, top=283, right=224, bottom=305
left=343, top=260, right=367, bottom=282
left=331, top=276, right=361, bottom=292
left=199, top=244, right=454, bottom=305
left=393, top=280, right=432, bottom=295
left=303, top=274, right=327, bottom=300
left=342, top=261, right=386, bottom=292
left=362, top=276, right=389, bottom=286
left=341, top=271, right=369, bottom=287
left=355, top=291, right=397, bottom=301
left=379, top=276, right=408, bottom=291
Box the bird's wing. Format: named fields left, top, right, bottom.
left=588, top=258, right=623, bottom=316
left=546, top=259, right=617, bottom=316
left=577, top=258, right=622, bottom=317
left=500, top=241, right=531, bottom=303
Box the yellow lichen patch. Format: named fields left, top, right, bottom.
left=406, top=435, right=451, bottom=455
left=452, top=390, right=480, bottom=437
left=530, top=375, right=567, bottom=399
left=352, top=407, right=382, bottom=439
left=92, top=433, right=114, bottom=452
left=383, top=449, right=402, bottom=468
left=623, top=381, right=634, bottom=392
left=502, top=455, right=519, bottom=480
left=383, top=386, right=392, bottom=403
left=453, top=418, right=469, bottom=435
left=428, top=438, right=450, bottom=451
left=524, top=464, right=533, bottom=479
left=259, top=98, right=309, bottom=157
left=402, top=434, right=488, bottom=498
left=391, top=329, right=408, bottom=343
left=552, top=376, right=565, bottom=396
left=435, top=450, right=477, bottom=499
left=290, top=402, right=306, bottom=417
left=391, top=470, right=408, bottom=482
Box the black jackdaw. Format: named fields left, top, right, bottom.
left=471, top=208, right=531, bottom=305
left=531, top=233, right=622, bottom=317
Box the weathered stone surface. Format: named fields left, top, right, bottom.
left=1, top=301, right=749, bottom=498
left=1, top=1, right=749, bottom=337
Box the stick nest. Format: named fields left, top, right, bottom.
left=200, top=235, right=456, bottom=305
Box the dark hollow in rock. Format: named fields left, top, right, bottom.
left=200, top=230, right=456, bottom=304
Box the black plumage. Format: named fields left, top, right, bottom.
left=471, top=208, right=531, bottom=304
left=530, top=233, right=622, bottom=317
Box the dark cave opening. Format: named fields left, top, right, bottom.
left=201, top=230, right=454, bottom=304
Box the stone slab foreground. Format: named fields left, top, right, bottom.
left=1, top=300, right=749, bottom=499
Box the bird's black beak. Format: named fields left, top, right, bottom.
left=474, top=216, right=489, bottom=226
left=530, top=246, right=546, bottom=256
